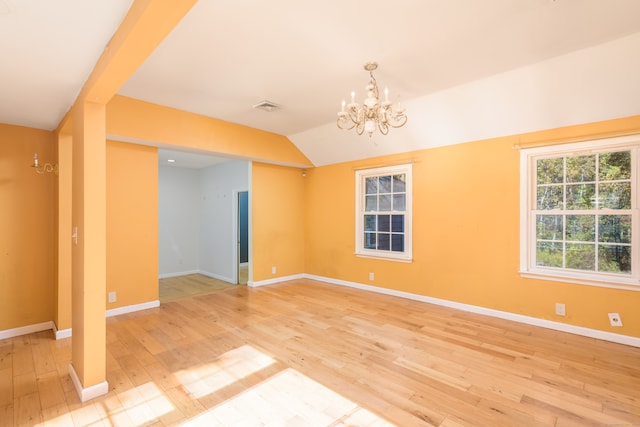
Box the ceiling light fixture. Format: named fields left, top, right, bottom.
left=337, top=62, right=407, bottom=138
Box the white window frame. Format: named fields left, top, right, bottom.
left=519, top=134, right=640, bottom=291
left=355, top=164, right=412, bottom=262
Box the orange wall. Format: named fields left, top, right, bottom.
left=106, top=95, right=313, bottom=168
left=304, top=116, right=640, bottom=338
left=106, top=140, right=159, bottom=308
left=252, top=162, right=305, bottom=281
left=0, top=124, right=56, bottom=330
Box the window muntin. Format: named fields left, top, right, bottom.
left=356, top=165, right=412, bottom=261
left=520, top=136, right=640, bottom=290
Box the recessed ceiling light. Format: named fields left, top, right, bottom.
left=167, top=159, right=175, bottom=163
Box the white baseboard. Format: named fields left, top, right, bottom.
left=106, top=300, right=160, bottom=318
left=69, top=363, right=108, bottom=402
left=199, top=270, right=234, bottom=284
left=0, top=321, right=54, bottom=340
left=53, top=323, right=72, bottom=340
left=304, top=274, right=640, bottom=348
left=159, top=270, right=199, bottom=279
left=1, top=300, right=161, bottom=340
left=249, top=273, right=305, bottom=288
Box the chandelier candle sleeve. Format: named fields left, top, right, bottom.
left=337, top=62, right=407, bottom=138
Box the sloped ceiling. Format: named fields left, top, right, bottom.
left=2, top=0, right=640, bottom=166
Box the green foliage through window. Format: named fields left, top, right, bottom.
left=534, top=150, right=632, bottom=274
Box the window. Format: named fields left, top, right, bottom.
left=520, top=135, right=640, bottom=290
left=355, top=164, right=412, bottom=262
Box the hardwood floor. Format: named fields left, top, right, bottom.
left=159, top=274, right=237, bottom=302
left=1, top=278, right=639, bottom=426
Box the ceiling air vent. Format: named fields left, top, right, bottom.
left=253, top=100, right=281, bottom=112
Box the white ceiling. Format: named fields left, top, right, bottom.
left=2, top=0, right=640, bottom=166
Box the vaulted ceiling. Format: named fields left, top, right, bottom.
left=2, top=0, right=640, bottom=166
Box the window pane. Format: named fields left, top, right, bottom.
left=391, top=215, right=404, bottom=233
left=391, top=234, right=404, bottom=252
left=598, top=215, right=631, bottom=244
left=599, top=151, right=631, bottom=181
left=377, top=233, right=390, bottom=250
left=379, top=194, right=391, bottom=211
left=566, top=243, right=595, bottom=271
left=365, top=195, right=377, bottom=211
left=379, top=175, right=392, bottom=193
left=364, top=215, right=376, bottom=232
left=378, top=215, right=390, bottom=232
left=599, top=182, right=631, bottom=209
left=537, top=158, right=564, bottom=184
left=365, top=177, right=378, bottom=194
left=598, top=245, right=632, bottom=274
left=392, top=174, right=406, bottom=192
left=537, top=185, right=563, bottom=210
left=393, top=194, right=406, bottom=211
left=566, top=184, right=595, bottom=209
left=566, top=215, right=595, bottom=242
left=536, top=215, right=563, bottom=240
left=364, top=232, right=376, bottom=249
left=536, top=242, right=563, bottom=267
left=566, top=155, right=595, bottom=183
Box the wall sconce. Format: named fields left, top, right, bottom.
left=32, top=152, right=58, bottom=175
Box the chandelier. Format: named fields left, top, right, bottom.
left=337, top=62, right=407, bottom=138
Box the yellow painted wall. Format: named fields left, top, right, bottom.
left=55, top=133, right=72, bottom=331
left=304, top=116, right=640, bottom=338
left=0, top=124, right=55, bottom=330
left=252, top=162, right=305, bottom=281
left=106, top=140, right=158, bottom=308
left=106, top=95, right=313, bottom=168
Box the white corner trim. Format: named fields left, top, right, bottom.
left=0, top=321, right=53, bottom=340
left=304, top=274, right=640, bottom=348
left=106, top=300, right=160, bottom=318
left=249, top=274, right=305, bottom=288
left=68, top=363, right=108, bottom=402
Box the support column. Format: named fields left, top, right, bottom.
left=54, top=132, right=72, bottom=338
left=69, top=100, right=108, bottom=402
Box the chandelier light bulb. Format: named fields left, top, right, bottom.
left=336, top=62, right=407, bottom=138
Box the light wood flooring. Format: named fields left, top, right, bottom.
left=159, top=274, right=237, bottom=302
left=1, top=278, right=639, bottom=426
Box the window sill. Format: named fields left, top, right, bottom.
left=355, top=252, right=413, bottom=263
left=519, top=270, right=640, bottom=292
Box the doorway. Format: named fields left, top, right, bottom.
left=237, top=191, right=249, bottom=284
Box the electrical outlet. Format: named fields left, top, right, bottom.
left=108, top=291, right=116, bottom=303
left=369, top=272, right=374, bottom=281
left=271, top=266, right=277, bottom=274
left=608, top=313, right=623, bottom=327
left=555, top=303, right=566, bottom=316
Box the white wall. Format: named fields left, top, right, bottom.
left=158, top=160, right=249, bottom=282
left=158, top=166, right=201, bottom=277
left=199, top=160, right=249, bottom=282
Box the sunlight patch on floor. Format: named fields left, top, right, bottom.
left=176, top=345, right=276, bottom=398
left=181, top=368, right=395, bottom=426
